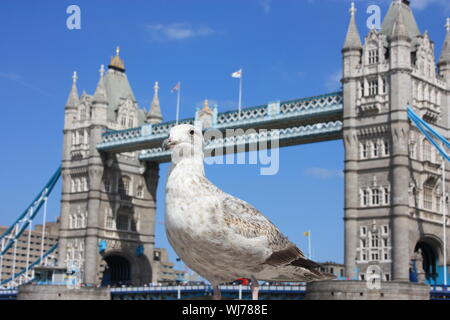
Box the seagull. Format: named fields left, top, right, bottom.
left=163, top=124, right=334, bottom=300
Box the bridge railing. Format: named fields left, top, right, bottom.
left=110, top=284, right=307, bottom=294
left=139, top=120, right=343, bottom=162
left=97, top=92, right=343, bottom=153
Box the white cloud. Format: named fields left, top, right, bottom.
left=305, top=167, right=343, bottom=180
left=146, top=23, right=214, bottom=41
left=260, top=0, right=271, bottom=14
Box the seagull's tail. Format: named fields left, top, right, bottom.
left=290, top=257, right=337, bottom=281
left=255, top=257, right=337, bottom=282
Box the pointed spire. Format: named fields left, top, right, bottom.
left=93, top=64, right=108, bottom=104
left=440, top=18, right=450, bottom=64
left=202, top=99, right=211, bottom=112
left=382, top=0, right=419, bottom=40
left=147, top=81, right=163, bottom=124
left=65, top=71, right=79, bottom=108
left=108, top=46, right=125, bottom=72
left=390, top=3, right=411, bottom=42
left=343, top=2, right=362, bottom=51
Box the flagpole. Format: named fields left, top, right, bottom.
left=443, top=158, right=447, bottom=286
left=238, top=69, right=242, bottom=120
left=308, top=230, right=312, bottom=259
left=176, top=82, right=181, bottom=125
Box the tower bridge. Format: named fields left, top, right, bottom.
left=1, top=0, right=450, bottom=298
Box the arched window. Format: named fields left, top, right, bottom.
left=368, top=79, right=378, bottom=96
left=120, top=116, right=127, bottom=127
left=119, top=176, right=132, bottom=196
left=368, top=48, right=379, bottom=65
left=80, top=106, right=86, bottom=121
left=76, top=214, right=82, bottom=228
left=410, top=142, right=416, bottom=158
left=423, top=185, right=433, bottom=210
left=80, top=213, right=86, bottom=228
left=362, top=190, right=370, bottom=206
left=82, top=176, right=88, bottom=192
left=74, top=178, right=80, bottom=192
left=361, top=142, right=369, bottom=159
left=384, top=188, right=390, bottom=205
left=137, top=185, right=144, bottom=198
left=423, top=139, right=432, bottom=162
left=128, top=116, right=134, bottom=128
left=372, top=189, right=380, bottom=205
left=372, top=140, right=379, bottom=158
left=371, top=233, right=379, bottom=248
left=383, top=140, right=389, bottom=156
left=117, top=214, right=129, bottom=231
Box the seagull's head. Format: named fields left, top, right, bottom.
left=163, top=124, right=204, bottom=160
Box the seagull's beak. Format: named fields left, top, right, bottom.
left=162, top=138, right=174, bottom=150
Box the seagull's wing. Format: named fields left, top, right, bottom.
left=219, top=191, right=319, bottom=270
left=197, top=176, right=334, bottom=281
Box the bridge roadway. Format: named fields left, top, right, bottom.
left=1, top=285, right=449, bottom=300
left=97, top=92, right=344, bottom=163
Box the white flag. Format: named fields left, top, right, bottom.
left=231, top=69, right=242, bottom=78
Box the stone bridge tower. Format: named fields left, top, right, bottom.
left=59, top=49, right=162, bottom=285
left=343, top=0, right=450, bottom=284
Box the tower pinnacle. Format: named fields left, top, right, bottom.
left=390, top=4, right=410, bottom=41
left=439, top=18, right=450, bottom=66
left=349, top=2, right=356, bottom=17
left=147, top=81, right=163, bottom=124
left=72, top=71, right=78, bottom=85
left=66, top=71, right=79, bottom=108
left=343, top=2, right=362, bottom=51
left=108, top=46, right=125, bottom=72
left=93, top=64, right=108, bottom=103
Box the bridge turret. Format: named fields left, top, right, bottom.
left=342, top=2, right=362, bottom=79
left=64, top=71, right=79, bottom=130
left=147, top=81, right=163, bottom=124
left=341, top=2, right=362, bottom=280
left=91, top=64, right=108, bottom=126
left=384, top=2, right=413, bottom=282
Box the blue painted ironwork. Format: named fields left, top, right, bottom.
left=139, top=120, right=343, bottom=163
left=430, top=285, right=450, bottom=300
left=0, top=167, right=61, bottom=257
left=0, top=243, right=58, bottom=287
left=110, top=284, right=307, bottom=300
left=97, top=92, right=343, bottom=154
left=407, top=106, right=450, bottom=161
left=0, top=289, right=17, bottom=300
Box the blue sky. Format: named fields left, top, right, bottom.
left=0, top=0, right=449, bottom=272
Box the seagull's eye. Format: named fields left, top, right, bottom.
left=189, top=130, right=195, bottom=136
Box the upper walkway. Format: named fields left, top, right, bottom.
left=97, top=92, right=344, bottom=162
